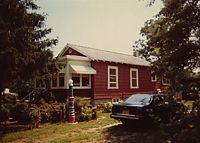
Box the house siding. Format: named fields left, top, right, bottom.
left=91, top=61, right=156, bottom=100
left=51, top=89, right=91, bottom=102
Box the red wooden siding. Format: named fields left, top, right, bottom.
left=63, top=48, right=85, bottom=57
left=51, top=89, right=91, bottom=101
left=91, top=61, right=156, bottom=99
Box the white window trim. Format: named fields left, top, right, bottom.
left=108, top=66, right=118, bottom=89
left=51, top=73, right=66, bottom=89
left=162, top=78, right=170, bottom=85
left=151, top=73, right=157, bottom=82
left=71, top=74, right=91, bottom=89
left=58, top=73, right=65, bottom=88
left=130, top=68, right=139, bottom=89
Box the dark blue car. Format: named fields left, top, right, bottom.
left=110, top=94, right=166, bottom=125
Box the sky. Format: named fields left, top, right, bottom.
left=35, top=0, right=163, bottom=56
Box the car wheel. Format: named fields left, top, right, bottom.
left=121, top=119, right=136, bottom=126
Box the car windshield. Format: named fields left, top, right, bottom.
left=125, top=94, right=153, bottom=105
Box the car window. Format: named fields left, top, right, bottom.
left=125, top=94, right=153, bottom=105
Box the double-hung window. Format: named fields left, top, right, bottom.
left=151, top=72, right=157, bottom=82
left=130, top=68, right=139, bottom=88
left=58, top=73, right=65, bottom=87
left=162, top=77, right=170, bottom=85
left=51, top=73, right=66, bottom=88
left=108, top=66, right=118, bottom=89
left=52, top=74, right=57, bottom=88
left=71, top=74, right=91, bottom=88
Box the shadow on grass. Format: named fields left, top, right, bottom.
left=0, top=122, right=30, bottom=136
left=103, top=123, right=165, bottom=143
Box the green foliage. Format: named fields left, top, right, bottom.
left=76, top=105, right=93, bottom=122
left=164, top=101, right=200, bottom=143
left=135, top=0, right=200, bottom=93
left=33, top=89, right=56, bottom=103
left=38, top=101, right=55, bottom=123
left=11, top=103, right=32, bottom=124
left=29, top=105, right=41, bottom=128
left=1, top=94, right=17, bottom=103
left=0, top=0, right=58, bottom=91
left=74, top=97, right=93, bottom=122
left=135, top=2, right=200, bottom=142
left=0, top=104, right=10, bottom=122
left=102, top=102, right=113, bottom=113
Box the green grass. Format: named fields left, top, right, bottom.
left=0, top=112, right=119, bottom=143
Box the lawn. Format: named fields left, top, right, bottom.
left=0, top=113, right=119, bottom=143
left=0, top=112, right=165, bottom=143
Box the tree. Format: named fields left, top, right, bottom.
left=135, top=0, right=200, bottom=93
left=0, top=0, right=57, bottom=92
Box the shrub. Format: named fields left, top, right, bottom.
left=33, top=90, right=55, bottom=103
left=157, top=96, right=200, bottom=143
left=76, top=105, right=92, bottom=122
left=73, top=97, right=94, bottom=122
left=1, top=94, right=17, bottom=103
left=102, top=102, right=112, bottom=113
left=11, top=102, right=32, bottom=124
left=39, top=102, right=54, bottom=123
left=29, top=105, right=41, bottom=128
left=0, top=104, right=10, bottom=123
left=11, top=103, right=41, bottom=126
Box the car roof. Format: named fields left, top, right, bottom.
left=130, top=94, right=161, bottom=97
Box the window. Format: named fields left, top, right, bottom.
left=82, top=75, right=90, bottom=87
left=108, top=66, right=118, bottom=89
left=52, top=74, right=57, bottom=87
left=112, top=98, right=121, bottom=103
left=151, top=73, right=157, bottom=82
left=162, top=78, right=170, bottom=85
left=72, top=74, right=81, bottom=86
left=59, top=73, right=65, bottom=87
left=130, top=68, right=139, bottom=88
left=51, top=73, right=66, bottom=88
left=71, top=74, right=91, bottom=88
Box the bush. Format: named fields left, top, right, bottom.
left=1, top=94, right=17, bottom=103
left=76, top=105, right=92, bottom=122
left=102, top=102, right=112, bottom=113
left=73, top=97, right=94, bottom=122
left=33, top=90, right=55, bottom=103
left=157, top=96, right=200, bottom=143
left=39, top=101, right=54, bottom=123
left=11, top=102, right=32, bottom=124
left=29, top=105, right=41, bottom=128
left=0, top=104, right=10, bottom=123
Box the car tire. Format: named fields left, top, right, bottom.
left=121, top=119, right=136, bottom=127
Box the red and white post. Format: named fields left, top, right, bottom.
left=68, top=79, right=76, bottom=124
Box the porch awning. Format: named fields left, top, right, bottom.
left=69, top=64, right=96, bottom=74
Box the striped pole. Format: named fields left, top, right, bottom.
left=68, top=79, right=75, bottom=124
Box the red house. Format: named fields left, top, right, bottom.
left=47, top=43, right=164, bottom=104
